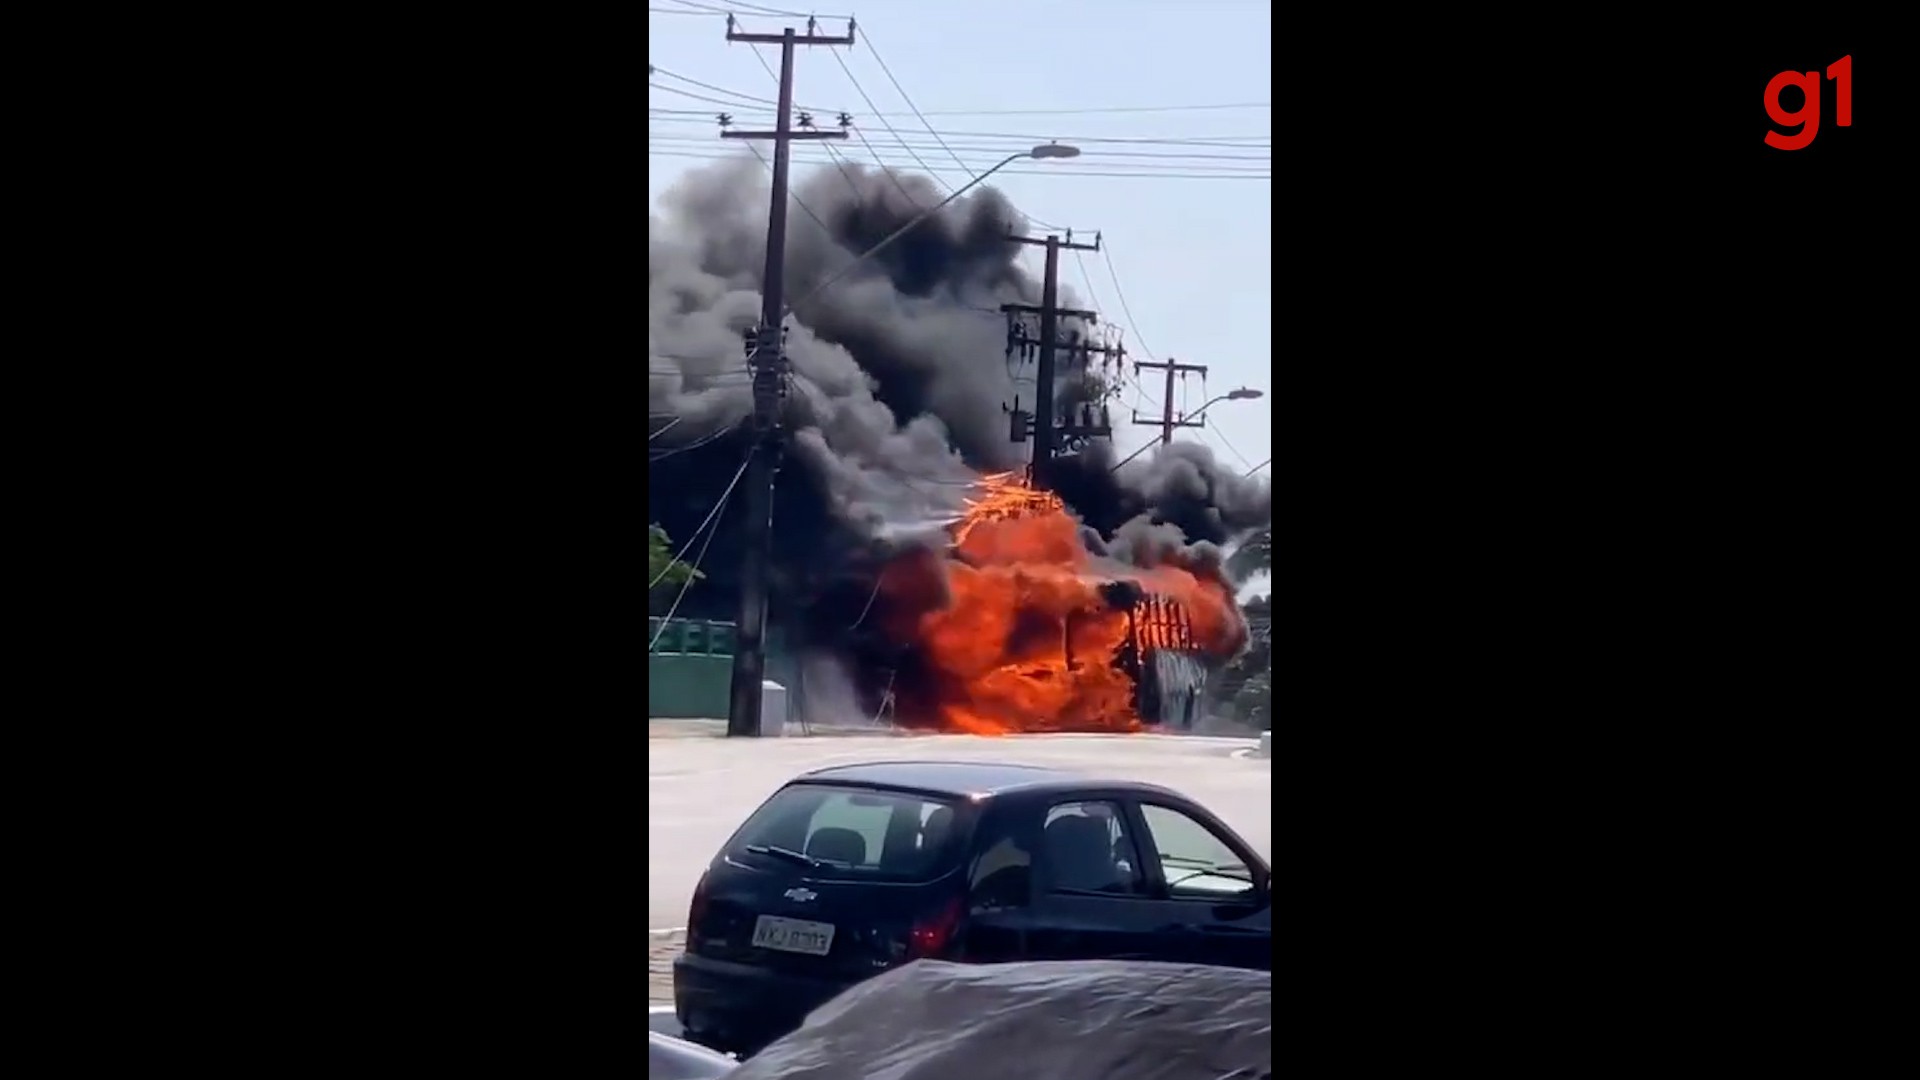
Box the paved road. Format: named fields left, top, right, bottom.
left=648, top=731, right=1270, bottom=932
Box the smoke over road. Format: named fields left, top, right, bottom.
left=649, top=158, right=1270, bottom=727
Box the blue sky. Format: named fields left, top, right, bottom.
left=648, top=0, right=1272, bottom=480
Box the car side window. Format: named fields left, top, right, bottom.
left=968, top=835, right=1032, bottom=912
left=1041, top=801, right=1146, bottom=897
left=1137, top=803, right=1256, bottom=901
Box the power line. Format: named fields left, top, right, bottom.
left=1205, top=415, right=1256, bottom=471
left=666, top=0, right=850, bottom=17
left=649, top=372, right=752, bottom=384
left=1071, top=248, right=1106, bottom=322
left=651, top=64, right=779, bottom=107
left=1067, top=242, right=1161, bottom=424
left=895, top=102, right=1270, bottom=117
left=648, top=110, right=1271, bottom=146
left=740, top=140, right=834, bottom=235
left=649, top=490, right=732, bottom=653
left=858, top=25, right=973, bottom=183
left=1091, top=237, right=1176, bottom=420
left=827, top=47, right=948, bottom=202
left=646, top=149, right=1270, bottom=180
left=743, top=42, right=868, bottom=210
left=649, top=361, right=751, bottom=381
left=1101, top=241, right=1160, bottom=365
left=648, top=71, right=1270, bottom=118
left=749, top=43, right=926, bottom=210
left=646, top=141, right=1270, bottom=173
left=651, top=419, right=745, bottom=462
left=650, top=366, right=751, bottom=377
left=729, top=0, right=852, bottom=16
left=648, top=132, right=1270, bottom=162
left=1064, top=243, right=1157, bottom=418
left=649, top=82, right=759, bottom=109
left=650, top=449, right=753, bottom=589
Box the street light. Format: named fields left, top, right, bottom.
left=1108, top=387, right=1264, bottom=472
left=788, top=143, right=1082, bottom=314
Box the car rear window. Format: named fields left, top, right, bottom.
left=726, top=783, right=968, bottom=882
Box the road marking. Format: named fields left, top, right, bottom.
left=1229, top=747, right=1252, bottom=760
left=649, top=1005, right=675, bottom=1015
left=649, top=926, right=686, bottom=936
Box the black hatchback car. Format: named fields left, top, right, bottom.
left=673, top=760, right=1272, bottom=1055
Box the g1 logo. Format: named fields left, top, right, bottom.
left=1765, top=55, right=1852, bottom=150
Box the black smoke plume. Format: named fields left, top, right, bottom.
left=648, top=158, right=1270, bottom=669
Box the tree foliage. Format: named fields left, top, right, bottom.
left=1208, top=525, right=1273, bottom=726
left=1227, top=526, right=1272, bottom=583
left=1213, top=590, right=1271, bottom=728
left=650, top=523, right=702, bottom=590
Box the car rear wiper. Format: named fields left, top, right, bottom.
left=745, top=844, right=825, bottom=869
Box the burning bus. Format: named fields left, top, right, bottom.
left=866, top=472, right=1246, bottom=735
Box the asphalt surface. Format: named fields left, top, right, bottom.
left=648, top=731, right=1271, bottom=933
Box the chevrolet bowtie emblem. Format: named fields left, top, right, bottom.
left=784, top=887, right=818, bottom=902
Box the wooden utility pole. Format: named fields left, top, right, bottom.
left=1133, top=359, right=1210, bottom=444
left=720, top=15, right=855, bottom=738
left=1002, top=230, right=1111, bottom=486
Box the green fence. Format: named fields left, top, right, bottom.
left=649, top=618, right=737, bottom=657
left=649, top=618, right=801, bottom=721
left=649, top=618, right=734, bottom=719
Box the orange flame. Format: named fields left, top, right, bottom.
left=882, top=471, right=1245, bottom=735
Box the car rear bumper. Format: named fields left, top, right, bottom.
left=672, top=950, right=856, bottom=1050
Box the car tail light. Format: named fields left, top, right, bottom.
left=906, top=896, right=964, bottom=960
left=687, top=871, right=711, bottom=935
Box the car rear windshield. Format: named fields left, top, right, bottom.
left=726, top=783, right=969, bottom=882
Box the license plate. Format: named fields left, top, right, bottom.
left=751, top=915, right=836, bottom=956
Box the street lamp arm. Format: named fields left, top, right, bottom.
left=1106, top=401, right=1230, bottom=474
left=1188, top=392, right=1236, bottom=422
left=1108, top=387, right=1263, bottom=474
left=1185, top=388, right=1263, bottom=424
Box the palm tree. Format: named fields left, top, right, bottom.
left=1226, top=526, right=1271, bottom=583
left=1212, top=522, right=1272, bottom=725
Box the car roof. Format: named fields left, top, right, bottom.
left=792, top=759, right=1177, bottom=799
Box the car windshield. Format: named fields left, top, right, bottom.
left=726, top=783, right=969, bottom=883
